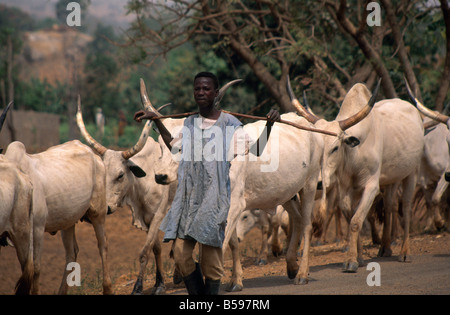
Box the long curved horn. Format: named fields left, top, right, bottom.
left=76, top=96, right=108, bottom=156
left=121, top=79, right=168, bottom=160
left=0, top=101, right=13, bottom=132
left=286, top=75, right=319, bottom=124
left=121, top=120, right=154, bottom=160
left=121, top=102, right=171, bottom=160
left=303, top=90, right=321, bottom=118
left=214, top=79, right=243, bottom=107
left=338, top=78, right=381, bottom=131
left=405, top=78, right=449, bottom=124
left=140, top=78, right=163, bottom=116
left=122, top=102, right=169, bottom=160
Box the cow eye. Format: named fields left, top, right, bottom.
left=117, top=173, right=124, bottom=181
left=330, top=146, right=339, bottom=154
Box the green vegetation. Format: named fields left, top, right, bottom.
left=0, top=1, right=448, bottom=149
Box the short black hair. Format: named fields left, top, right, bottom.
left=194, top=72, right=219, bottom=90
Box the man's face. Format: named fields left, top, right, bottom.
left=194, top=77, right=218, bottom=109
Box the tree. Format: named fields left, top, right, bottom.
left=435, top=0, right=450, bottom=111
left=0, top=5, right=36, bottom=140
left=123, top=0, right=448, bottom=116
left=124, top=0, right=309, bottom=113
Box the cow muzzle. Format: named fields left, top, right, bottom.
left=155, top=174, right=169, bottom=185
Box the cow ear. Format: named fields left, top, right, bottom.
left=127, top=161, right=146, bottom=178
left=344, top=136, right=360, bottom=147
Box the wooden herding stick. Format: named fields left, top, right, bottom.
left=145, top=110, right=338, bottom=137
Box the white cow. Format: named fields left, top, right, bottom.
left=0, top=155, right=35, bottom=295
left=405, top=87, right=450, bottom=231
left=416, top=121, right=449, bottom=231
left=236, top=205, right=289, bottom=265
left=288, top=77, right=424, bottom=272
left=4, top=140, right=112, bottom=295
left=76, top=91, right=182, bottom=295
left=0, top=103, right=35, bottom=295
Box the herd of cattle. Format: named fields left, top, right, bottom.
left=0, top=76, right=449, bottom=295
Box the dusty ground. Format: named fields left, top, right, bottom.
left=0, top=206, right=449, bottom=295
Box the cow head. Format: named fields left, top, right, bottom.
left=287, top=77, right=379, bottom=190
left=236, top=209, right=261, bottom=242
left=76, top=84, right=165, bottom=213
left=287, top=77, right=379, bottom=214
left=153, top=118, right=184, bottom=185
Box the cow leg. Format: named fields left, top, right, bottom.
left=89, top=215, right=113, bottom=295
left=271, top=208, right=283, bottom=257
left=320, top=186, right=338, bottom=244
left=58, top=225, right=79, bottom=295
left=133, top=207, right=168, bottom=295
left=151, top=238, right=166, bottom=295
left=294, top=183, right=317, bottom=285
left=222, top=176, right=246, bottom=292
left=430, top=175, right=448, bottom=231
left=283, top=198, right=302, bottom=280
left=378, top=184, right=398, bottom=257
left=132, top=231, right=159, bottom=294
left=335, top=207, right=345, bottom=244
left=368, top=200, right=382, bottom=245
left=319, top=207, right=333, bottom=244
left=423, top=188, right=435, bottom=233
left=256, top=211, right=270, bottom=265
left=31, top=223, right=45, bottom=295
left=343, top=182, right=379, bottom=272
left=225, top=229, right=243, bottom=292
left=10, top=228, right=34, bottom=295
left=398, top=174, right=416, bottom=263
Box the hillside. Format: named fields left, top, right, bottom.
left=18, top=25, right=93, bottom=84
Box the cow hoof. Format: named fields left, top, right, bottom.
left=225, top=283, right=243, bottom=292
left=294, top=277, right=308, bottom=285
left=358, top=257, right=366, bottom=267
left=377, top=247, right=392, bottom=257
left=131, top=279, right=143, bottom=295
left=173, top=270, right=183, bottom=285
left=272, top=249, right=282, bottom=257
left=398, top=255, right=412, bottom=263
left=287, top=266, right=299, bottom=279
left=151, top=285, right=166, bottom=295
left=342, top=261, right=358, bottom=273
left=436, top=220, right=445, bottom=232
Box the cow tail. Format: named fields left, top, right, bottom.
left=15, top=196, right=34, bottom=295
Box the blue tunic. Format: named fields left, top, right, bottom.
left=160, top=112, right=242, bottom=248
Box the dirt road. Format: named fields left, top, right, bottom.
left=1, top=208, right=449, bottom=295
left=221, top=253, right=450, bottom=295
